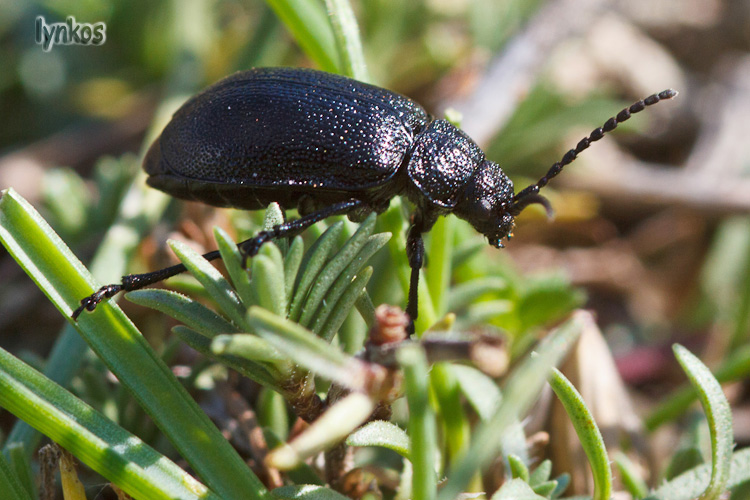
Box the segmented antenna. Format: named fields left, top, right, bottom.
left=511, top=89, right=678, bottom=209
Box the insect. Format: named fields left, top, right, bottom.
left=72, top=67, right=677, bottom=327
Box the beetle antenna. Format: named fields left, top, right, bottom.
left=511, top=89, right=678, bottom=209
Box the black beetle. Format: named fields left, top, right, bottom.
left=73, top=67, right=677, bottom=326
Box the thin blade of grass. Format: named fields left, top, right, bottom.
left=324, top=0, right=368, bottom=81
left=169, top=239, right=248, bottom=328
left=437, top=311, right=586, bottom=500
left=398, top=344, right=437, bottom=500
left=673, top=344, right=733, bottom=500
left=264, top=0, right=339, bottom=72
left=0, top=346, right=220, bottom=500
left=247, top=307, right=368, bottom=391
left=126, top=289, right=238, bottom=337
left=289, top=222, right=344, bottom=322
left=0, top=189, right=268, bottom=500
left=548, top=368, right=612, bottom=500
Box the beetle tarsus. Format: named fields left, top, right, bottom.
left=72, top=284, right=123, bottom=320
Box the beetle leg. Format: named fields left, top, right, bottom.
left=237, top=199, right=365, bottom=264
left=405, top=226, right=423, bottom=335
left=73, top=199, right=365, bottom=320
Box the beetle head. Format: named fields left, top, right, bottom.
left=454, top=160, right=517, bottom=248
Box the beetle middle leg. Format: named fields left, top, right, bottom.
left=73, top=199, right=365, bottom=319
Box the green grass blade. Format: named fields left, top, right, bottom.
left=0, top=450, right=31, bottom=500
left=247, top=307, right=368, bottom=391
left=398, top=344, right=438, bottom=500
left=425, top=215, right=455, bottom=317
left=169, top=239, right=248, bottom=328
left=346, top=420, right=411, bottom=459
left=646, top=344, right=750, bottom=430
left=298, top=213, right=376, bottom=329
left=645, top=448, right=750, bottom=500
left=323, top=0, right=368, bottom=81
left=214, top=226, right=256, bottom=307
left=127, top=289, right=238, bottom=337
left=0, top=346, right=220, bottom=500
left=284, top=236, right=305, bottom=307
left=272, top=485, right=350, bottom=500
left=251, top=244, right=288, bottom=316
left=212, top=334, right=287, bottom=365
left=0, top=188, right=269, bottom=500
left=615, top=452, right=649, bottom=499
left=490, top=478, right=547, bottom=500
left=172, top=326, right=282, bottom=387
left=264, top=0, right=339, bottom=72
left=317, top=266, right=373, bottom=342
left=289, top=222, right=344, bottom=322
left=673, top=344, right=734, bottom=500
left=548, top=368, right=612, bottom=500
left=437, top=311, right=586, bottom=500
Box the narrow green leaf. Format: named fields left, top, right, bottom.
left=0, top=189, right=268, bottom=499
left=451, top=365, right=501, bottom=420
left=646, top=344, right=750, bottom=430
left=317, top=266, right=374, bottom=342
left=310, top=232, right=389, bottom=337
left=323, top=0, right=368, bottom=81
left=264, top=0, right=339, bottom=72
left=615, top=452, right=649, bottom=499
left=299, top=213, right=376, bottom=328
left=448, top=277, right=507, bottom=311
left=398, top=344, right=438, bottom=500
left=5, top=444, right=35, bottom=499
left=214, top=226, right=255, bottom=307
left=272, top=485, right=350, bottom=500
left=259, top=389, right=290, bottom=442
left=509, top=454, right=530, bottom=482
left=438, top=311, right=585, bottom=500
left=267, top=393, right=374, bottom=469
left=0, top=347, right=220, bottom=500
left=169, top=239, right=247, bottom=328
left=548, top=368, right=612, bottom=500
left=646, top=448, right=750, bottom=500
left=173, top=326, right=282, bottom=386
left=673, top=344, right=734, bottom=500
left=430, top=363, right=470, bottom=463
left=284, top=236, right=305, bottom=306
left=126, top=289, right=238, bottom=337
left=425, top=214, right=455, bottom=317
left=490, top=478, right=547, bottom=500
left=0, top=450, right=31, bottom=500
left=247, top=307, right=368, bottom=391
left=531, top=480, right=558, bottom=497
left=251, top=246, right=287, bottom=316
left=346, top=420, right=410, bottom=459
left=289, top=222, right=344, bottom=322
left=529, top=459, right=552, bottom=486
left=212, top=334, right=286, bottom=365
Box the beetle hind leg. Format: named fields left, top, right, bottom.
left=73, top=199, right=365, bottom=320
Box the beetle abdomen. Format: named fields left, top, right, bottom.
left=145, top=67, right=430, bottom=208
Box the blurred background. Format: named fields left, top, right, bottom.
left=1, top=0, right=749, bottom=495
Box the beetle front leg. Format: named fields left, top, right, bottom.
left=405, top=223, right=425, bottom=336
